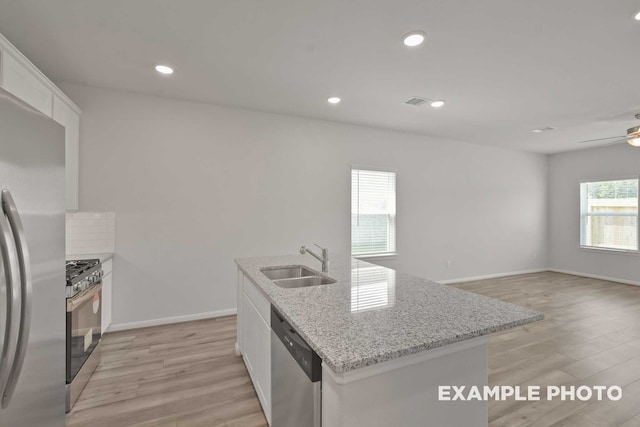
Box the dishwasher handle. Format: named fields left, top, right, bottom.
left=271, top=306, right=322, bottom=382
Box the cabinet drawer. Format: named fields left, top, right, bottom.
left=243, top=275, right=270, bottom=325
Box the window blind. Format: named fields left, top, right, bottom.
left=580, top=178, right=639, bottom=251
left=351, top=169, right=396, bottom=256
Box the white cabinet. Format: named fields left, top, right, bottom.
left=101, top=259, right=113, bottom=333
left=237, top=271, right=272, bottom=425
left=0, top=50, right=52, bottom=116
left=52, top=95, right=80, bottom=211
left=0, top=33, right=82, bottom=211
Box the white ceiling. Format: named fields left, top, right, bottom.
left=1, top=0, right=639, bottom=153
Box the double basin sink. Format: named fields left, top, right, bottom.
left=260, top=265, right=336, bottom=289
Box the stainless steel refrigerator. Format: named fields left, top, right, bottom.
left=0, top=88, right=66, bottom=426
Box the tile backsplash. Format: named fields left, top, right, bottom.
left=66, top=212, right=116, bottom=255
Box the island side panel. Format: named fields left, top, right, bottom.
left=322, top=337, right=489, bottom=427
left=236, top=269, right=273, bottom=425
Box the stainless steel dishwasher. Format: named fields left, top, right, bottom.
left=271, top=306, right=322, bottom=427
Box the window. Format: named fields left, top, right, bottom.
left=351, top=169, right=396, bottom=256
left=580, top=178, right=639, bottom=251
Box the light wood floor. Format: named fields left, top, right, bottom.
left=456, top=272, right=640, bottom=427
left=66, top=315, right=268, bottom=427
left=66, top=272, right=640, bottom=427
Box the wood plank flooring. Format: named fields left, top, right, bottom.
left=454, top=272, right=640, bottom=427
left=66, top=272, right=640, bottom=427
left=65, top=315, right=268, bottom=427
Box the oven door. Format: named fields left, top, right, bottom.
left=66, top=283, right=102, bottom=384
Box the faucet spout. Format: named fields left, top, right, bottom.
left=300, top=244, right=329, bottom=273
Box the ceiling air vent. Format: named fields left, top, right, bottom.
left=404, top=97, right=428, bottom=106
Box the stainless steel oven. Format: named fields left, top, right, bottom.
left=65, top=279, right=102, bottom=412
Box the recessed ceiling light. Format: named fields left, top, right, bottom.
left=532, top=127, right=556, bottom=133
left=155, top=65, right=174, bottom=75
left=430, top=100, right=445, bottom=108
left=402, top=31, right=426, bottom=47
left=634, top=10, right=640, bottom=20
left=327, top=97, right=341, bottom=104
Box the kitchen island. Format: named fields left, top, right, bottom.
left=235, top=254, right=543, bottom=427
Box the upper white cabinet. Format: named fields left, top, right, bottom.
left=0, top=33, right=82, bottom=211
left=1, top=51, right=53, bottom=116
left=52, top=95, right=80, bottom=211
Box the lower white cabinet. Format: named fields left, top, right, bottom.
left=238, top=271, right=272, bottom=425
left=101, top=259, right=113, bottom=333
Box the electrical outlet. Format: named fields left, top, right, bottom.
left=446, top=260, right=452, bottom=269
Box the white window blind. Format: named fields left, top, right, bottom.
left=351, top=169, right=396, bottom=256
left=580, top=178, right=639, bottom=251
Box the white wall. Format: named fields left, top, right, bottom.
left=60, top=83, right=548, bottom=327
left=549, top=143, right=640, bottom=284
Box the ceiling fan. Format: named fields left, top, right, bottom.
left=579, top=113, right=640, bottom=147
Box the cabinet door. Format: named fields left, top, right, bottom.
left=52, top=95, right=80, bottom=211
left=1, top=50, right=52, bottom=116
left=101, top=273, right=113, bottom=334
left=101, top=260, right=113, bottom=333
left=236, top=269, right=244, bottom=354
left=242, top=292, right=272, bottom=424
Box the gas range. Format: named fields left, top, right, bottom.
left=65, top=259, right=103, bottom=298
left=65, top=258, right=103, bottom=412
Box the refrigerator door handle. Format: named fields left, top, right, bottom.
left=0, top=197, right=21, bottom=408
left=1, top=190, right=32, bottom=408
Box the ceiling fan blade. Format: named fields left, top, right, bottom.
left=578, top=135, right=626, bottom=144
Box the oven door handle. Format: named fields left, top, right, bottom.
left=1, top=190, right=32, bottom=408
left=0, top=197, right=21, bottom=408
left=67, top=283, right=102, bottom=312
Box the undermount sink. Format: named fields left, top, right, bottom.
left=261, top=266, right=317, bottom=280
left=273, top=275, right=336, bottom=288
left=260, top=265, right=337, bottom=288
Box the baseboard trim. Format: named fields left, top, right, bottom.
left=548, top=269, right=640, bottom=287
left=108, top=308, right=237, bottom=332
left=438, top=269, right=549, bottom=285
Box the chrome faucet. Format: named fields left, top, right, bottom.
left=300, top=244, right=329, bottom=273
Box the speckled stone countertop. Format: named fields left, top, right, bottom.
left=235, top=254, right=543, bottom=374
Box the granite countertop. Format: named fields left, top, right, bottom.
left=235, top=254, right=543, bottom=375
